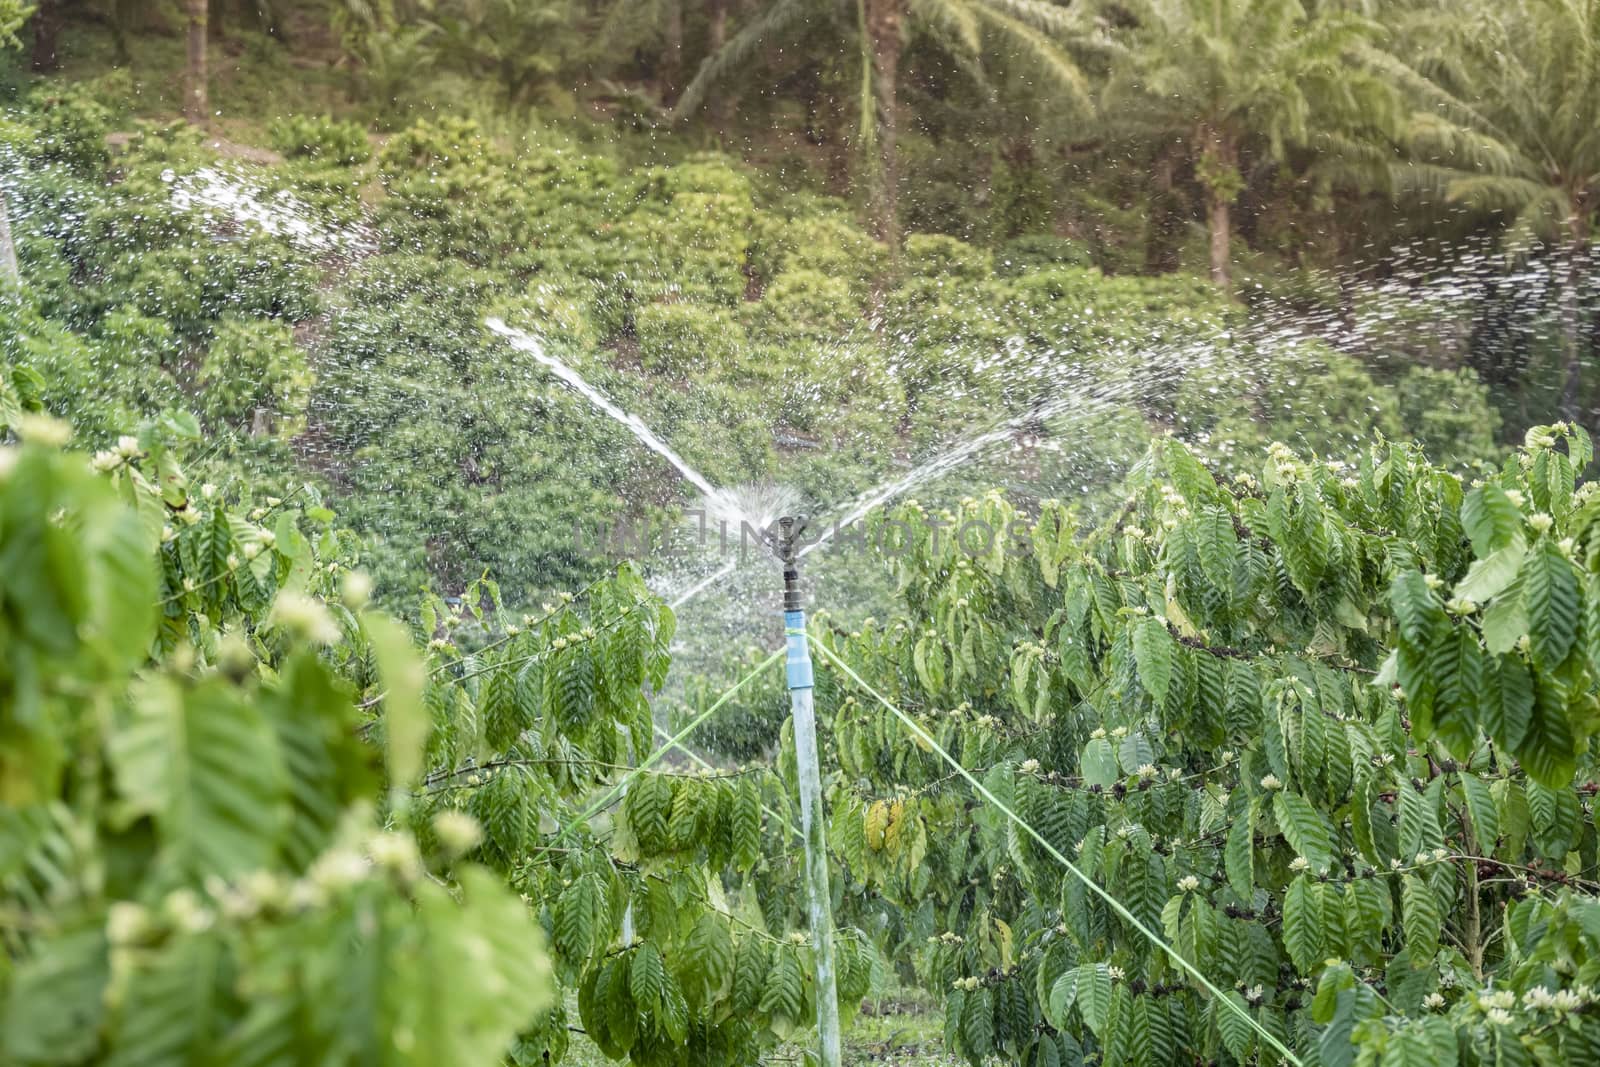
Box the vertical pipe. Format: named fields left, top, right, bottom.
left=778, top=518, right=842, bottom=1067
left=0, top=189, right=20, bottom=292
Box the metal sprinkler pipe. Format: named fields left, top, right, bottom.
left=772, top=516, right=842, bottom=1067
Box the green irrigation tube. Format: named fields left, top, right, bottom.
left=807, top=633, right=1304, bottom=1067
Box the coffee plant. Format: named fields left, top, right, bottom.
left=0, top=416, right=549, bottom=1064
left=815, top=424, right=1600, bottom=1066
left=396, top=565, right=878, bottom=1065
left=0, top=403, right=881, bottom=1066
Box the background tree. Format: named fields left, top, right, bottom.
left=676, top=0, right=1091, bottom=243
left=1387, top=0, right=1600, bottom=419
left=28, top=0, right=54, bottom=71
left=1104, top=0, right=1395, bottom=288
left=183, top=0, right=208, bottom=123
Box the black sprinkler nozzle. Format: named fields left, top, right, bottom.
left=773, top=515, right=808, bottom=612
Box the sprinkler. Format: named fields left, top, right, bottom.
left=771, top=516, right=842, bottom=1067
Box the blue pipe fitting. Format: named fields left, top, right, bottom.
left=785, top=609, right=814, bottom=690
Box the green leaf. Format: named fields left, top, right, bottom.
left=108, top=677, right=288, bottom=880
left=103, top=931, right=223, bottom=1067
left=1390, top=568, right=1448, bottom=651
left=730, top=776, right=763, bottom=870
left=683, top=914, right=735, bottom=1002
left=1517, top=679, right=1581, bottom=788
left=1282, top=874, right=1323, bottom=974
left=1133, top=616, right=1174, bottom=708
left=1214, top=991, right=1255, bottom=1061
left=396, top=868, right=556, bottom=1063
left=959, top=986, right=995, bottom=1058
left=554, top=874, right=606, bottom=962
left=914, top=634, right=945, bottom=694
left=1462, top=485, right=1524, bottom=556
left=1274, top=791, right=1335, bottom=873
left=758, top=947, right=806, bottom=1036
left=1460, top=775, right=1499, bottom=852
left=1523, top=542, right=1579, bottom=668
left=1401, top=874, right=1442, bottom=964
left=1454, top=542, right=1525, bottom=605
left=0, top=926, right=107, bottom=1063
left=1226, top=802, right=1255, bottom=898
left=365, top=613, right=430, bottom=801
left=1080, top=736, right=1120, bottom=789
left=625, top=772, right=673, bottom=854
left=630, top=943, right=666, bottom=1013
left=1072, top=964, right=1112, bottom=1036
left=1481, top=654, right=1534, bottom=751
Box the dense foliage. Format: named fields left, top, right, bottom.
left=807, top=424, right=1600, bottom=1065
left=0, top=408, right=883, bottom=1066
left=0, top=414, right=551, bottom=1063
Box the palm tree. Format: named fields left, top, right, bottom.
left=184, top=0, right=209, bottom=123
left=1384, top=0, right=1600, bottom=419
left=674, top=0, right=1093, bottom=244
left=30, top=0, right=57, bottom=71
left=1104, top=0, right=1393, bottom=288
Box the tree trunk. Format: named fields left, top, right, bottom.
left=1559, top=207, right=1590, bottom=422
left=184, top=0, right=209, bottom=125
left=826, top=89, right=850, bottom=197
left=708, top=0, right=727, bottom=52
left=31, top=0, right=59, bottom=73
left=661, top=0, right=683, bottom=103
left=208, top=0, right=225, bottom=41
left=0, top=189, right=20, bottom=292
left=1144, top=149, right=1183, bottom=274
left=703, top=0, right=728, bottom=126
left=864, top=0, right=904, bottom=247
left=1199, top=125, right=1238, bottom=289
left=1207, top=192, right=1230, bottom=288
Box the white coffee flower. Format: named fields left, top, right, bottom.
left=15, top=414, right=71, bottom=447
left=270, top=591, right=342, bottom=646
left=106, top=901, right=151, bottom=945
left=1523, top=987, right=1556, bottom=1010
left=433, top=810, right=484, bottom=855
left=309, top=848, right=369, bottom=893
left=368, top=831, right=423, bottom=876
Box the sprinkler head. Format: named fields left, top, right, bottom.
left=772, top=515, right=808, bottom=613
left=769, top=515, right=809, bottom=565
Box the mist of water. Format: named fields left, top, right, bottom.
left=486, top=317, right=775, bottom=531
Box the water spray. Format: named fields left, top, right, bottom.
left=770, top=515, right=842, bottom=1067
